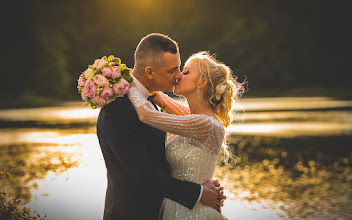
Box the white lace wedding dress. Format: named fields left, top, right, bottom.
left=128, top=87, right=227, bottom=220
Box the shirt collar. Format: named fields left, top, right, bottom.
left=131, top=74, right=150, bottom=99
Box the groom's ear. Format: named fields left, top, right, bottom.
left=145, top=66, right=154, bottom=80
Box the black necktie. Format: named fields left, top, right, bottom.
left=147, top=93, right=158, bottom=110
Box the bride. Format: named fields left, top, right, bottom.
left=128, top=51, right=244, bottom=219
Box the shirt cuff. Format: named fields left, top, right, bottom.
left=196, top=185, right=203, bottom=203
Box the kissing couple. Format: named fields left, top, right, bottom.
left=97, top=33, right=244, bottom=219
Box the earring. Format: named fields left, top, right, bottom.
left=197, top=88, right=201, bottom=101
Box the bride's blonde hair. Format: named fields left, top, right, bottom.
left=185, top=51, right=245, bottom=127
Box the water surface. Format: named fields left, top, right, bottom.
left=0, top=97, right=351, bottom=219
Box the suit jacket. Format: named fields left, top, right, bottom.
left=97, top=96, right=201, bottom=220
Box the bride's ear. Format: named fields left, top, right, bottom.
left=198, top=79, right=208, bottom=88
left=145, top=66, right=154, bottom=80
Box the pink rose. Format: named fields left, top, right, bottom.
left=93, top=59, right=108, bottom=69
left=81, top=90, right=89, bottom=102
left=91, top=96, right=107, bottom=108
left=83, top=80, right=98, bottom=99
left=94, top=74, right=110, bottom=87
left=102, top=67, right=113, bottom=78
left=111, top=66, right=121, bottom=78
left=78, top=75, right=85, bottom=86
left=112, top=78, right=129, bottom=96
left=84, top=68, right=94, bottom=80
left=100, top=87, right=113, bottom=99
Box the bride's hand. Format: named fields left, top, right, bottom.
left=200, top=179, right=225, bottom=213
left=214, top=180, right=226, bottom=209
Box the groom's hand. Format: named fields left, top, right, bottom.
left=200, top=179, right=226, bottom=213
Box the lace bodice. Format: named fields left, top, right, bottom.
left=128, top=87, right=225, bottom=183
left=165, top=116, right=224, bottom=184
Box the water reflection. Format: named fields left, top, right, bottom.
left=0, top=130, right=106, bottom=219
left=239, top=97, right=352, bottom=111
left=229, top=122, right=352, bottom=137
left=0, top=142, right=79, bottom=203
left=0, top=97, right=351, bottom=219
left=0, top=102, right=99, bottom=122
left=27, top=134, right=106, bottom=220
left=216, top=135, right=352, bottom=219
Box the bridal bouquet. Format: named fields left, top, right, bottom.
left=77, top=55, right=133, bottom=109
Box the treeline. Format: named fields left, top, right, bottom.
left=1, top=0, right=350, bottom=105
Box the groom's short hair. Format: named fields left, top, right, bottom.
left=134, top=33, right=179, bottom=71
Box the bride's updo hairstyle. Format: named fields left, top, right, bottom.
left=185, top=51, right=245, bottom=127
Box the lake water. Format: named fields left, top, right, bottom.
left=0, top=97, right=351, bottom=219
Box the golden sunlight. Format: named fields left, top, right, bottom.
left=228, top=122, right=352, bottom=137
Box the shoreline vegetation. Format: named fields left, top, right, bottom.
left=1, top=87, right=351, bottom=109
left=1, top=170, right=46, bottom=220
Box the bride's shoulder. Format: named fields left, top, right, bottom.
left=198, top=114, right=223, bottom=128
left=211, top=116, right=224, bottom=126
left=206, top=116, right=225, bottom=132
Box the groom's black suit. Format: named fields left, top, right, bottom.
left=97, top=96, right=201, bottom=220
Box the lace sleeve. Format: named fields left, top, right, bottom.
left=128, top=87, right=212, bottom=143
left=153, top=91, right=190, bottom=116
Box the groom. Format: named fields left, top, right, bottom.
left=97, top=33, right=224, bottom=220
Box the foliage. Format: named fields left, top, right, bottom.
left=0, top=170, right=46, bottom=220
left=0, top=191, right=46, bottom=220
left=1, top=0, right=351, bottom=106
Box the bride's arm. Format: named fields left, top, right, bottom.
left=152, top=91, right=190, bottom=116
left=128, top=87, right=212, bottom=143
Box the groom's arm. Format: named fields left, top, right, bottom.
left=102, top=98, right=201, bottom=209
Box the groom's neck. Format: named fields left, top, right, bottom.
left=131, top=71, right=154, bottom=92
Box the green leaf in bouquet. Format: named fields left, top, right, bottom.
left=102, top=56, right=108, bottom=61
left=126, top=75, right=134, bottom=83
left=88, top=65, right=94, bottom=69
left=108, top=55, right=115, bottom=62
left=122, top=71, right=133, bottom=83
left=80, top=73, right=87, bottom=82
left=122, top=68, right=132, bottom=75
left=119, top=64, right=127, bottom=71
left=89, top=102, right=97, bottom=109
left=94, top=69, right=102, bottom=75
left=97, top=87, right=103, bottom=94
left=126, top=67, right=132, bottom=74
left=113, top=58, right=121, bottom=65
